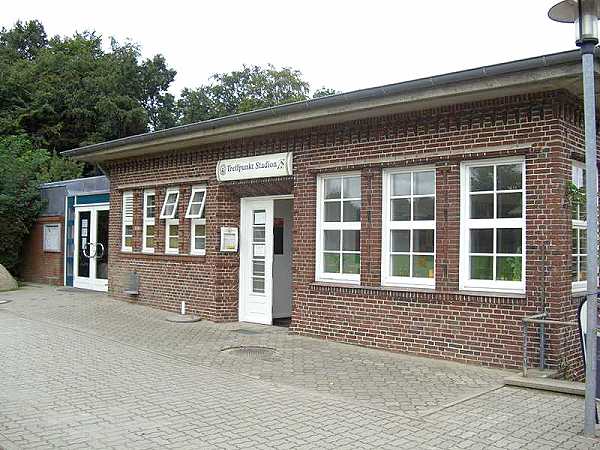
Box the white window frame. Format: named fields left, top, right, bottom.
left=572, top=161, right=587, bottom=293
left=165, top=218, right=179, bottom=255
left=185, top=186, right=207, bottom=219
left=191, top=218, right=206, bottom=255
left=459, top=157, right=526, bottom=294
left=43, top=223, right=61, bottom=252
left=382, top=167, right=436, bottom=288
left=160, top=187, right=180, bottom=219
left=142, top=190, right=155, bottom=254
left=315, top=172, right=361, bottom=284
left=122, top=191, right=134, bottom=252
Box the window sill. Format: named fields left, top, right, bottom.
left=119, top=251, right=207, bottom=260
left=311, top=281, right=526, bottom=299
left=315, top=277, right=360, bottom=286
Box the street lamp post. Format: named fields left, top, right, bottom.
left=549, top=0, right=600, bottom=436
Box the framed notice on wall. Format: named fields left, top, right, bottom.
left=220, top=227, right=239, bottom=252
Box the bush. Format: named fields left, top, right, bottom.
left=0, top=135, right=82, bottom=274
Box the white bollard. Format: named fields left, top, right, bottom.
left=181, top=301, right=186, bottom=316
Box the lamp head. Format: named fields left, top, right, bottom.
left=549, top=0, right=600, bottom=45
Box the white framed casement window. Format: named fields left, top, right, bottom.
left=122, top=191, right=134, bottom=252
left=185, top=186, right=206, bottom=219
left=316, top=172, right=361, bottom=284
left=160, top=187, right=180, bottom=219
left=142, top=190, right=156, bottom=253
left=191, top=219, right=206, bottom=255
left=572, top=161, right=587, bottom=293
left=165, top=218, right=179, bottom=255
left=382, top=167, right=435, bottom=288
left=43, top=223, right=61, bottom=252
left=187, top=186, right=207, bottom=255
left=459, top=157, right=525, bottom=293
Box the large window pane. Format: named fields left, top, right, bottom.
left=470, top=229, right=493, bottom=253
left=470, top=256, right=493, bottom=279
left=391, top=173, right=411, bottom=196
left=497, top=164, right=522, bottom=190
left=470, top=194, right=493, bottom=219
left=325, top=178, right=342, bottom=199
left=391, top=255, right=410, bottom=277
left=572, top=257, right=578, bottom=282
left=342, top=230, right=360, bottom=251
left=496, top=256, right=522, bottom=281
left=497, top=228, right=522, bottom=254
left=413, top=197, right=434, bottom=220
left=324, top=230, right=340, bottom=251
left=324, top=253, right=340, bottom=273
left=391, top=230, right=410, bottom=252
left=413, top=229, right=434, bottom=253
left=497, top=193, right=522, bottom=218
left=342, top=254, right=360, bottom=274
left=324, top=202, right=341, bottom=222
left=414, top=171, right=435, bottom=195
left=391, top=198, right=410, bottom=221
left=342, top=200, right=361, bottom=222
left=470, top=166, right=494, bottom=192
left=343, top=177, right=361, bottom=198
left=413, top=255, right=434, bottom=278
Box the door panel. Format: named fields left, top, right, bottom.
left=239, top=199, right=273, bottom=324
left=77, top=211, right=91, bottom=279
left=95, top=209, right=109, bottom=281
left=74, top=206, right=109, bottom=292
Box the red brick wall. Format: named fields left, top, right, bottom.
left=21, top=216, right=64, bottom=285
left=104, top=90, right=586, bottom=374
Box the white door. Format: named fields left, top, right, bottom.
left=74, top=205, right=109, bottom=292
left=239, top=198, right=273, bottom=324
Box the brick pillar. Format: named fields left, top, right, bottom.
left=361, top=167, right=382, bottom=287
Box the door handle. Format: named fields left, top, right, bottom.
left=83, top=242, right=97, bottom=259
left=96, top=242, right=105, bottom=259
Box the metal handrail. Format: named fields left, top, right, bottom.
left=522, top=312, right=577, bottom=377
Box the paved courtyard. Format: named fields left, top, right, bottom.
left=0, top=285, right=598, bottom=449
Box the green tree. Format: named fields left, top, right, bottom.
left=0, top=21, right=177, bottom=153
left=313, top=87, right=341, bottom=98
left=177, top=65, right=318, bottom=124
left=0, top=135, right=82, bottom=274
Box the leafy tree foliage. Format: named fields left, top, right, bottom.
left=0, top=20, right=340, bottom=275
left=0, top=21, right=177, bottom=153
left=313, top=87, right=341, bottom=98
left=177, top=65, right=331, bottom=124
left=0, top=135, right=82, bottom=274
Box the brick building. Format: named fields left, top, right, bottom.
left=63, top=50, right=597, bottom=377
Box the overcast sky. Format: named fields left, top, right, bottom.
left=2, top=0, right=579, bottom=97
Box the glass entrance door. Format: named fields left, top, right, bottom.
left=74, top=205, right=109, bottom=291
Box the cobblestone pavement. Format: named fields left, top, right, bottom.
left=0, top=285, right=599, bottom=449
